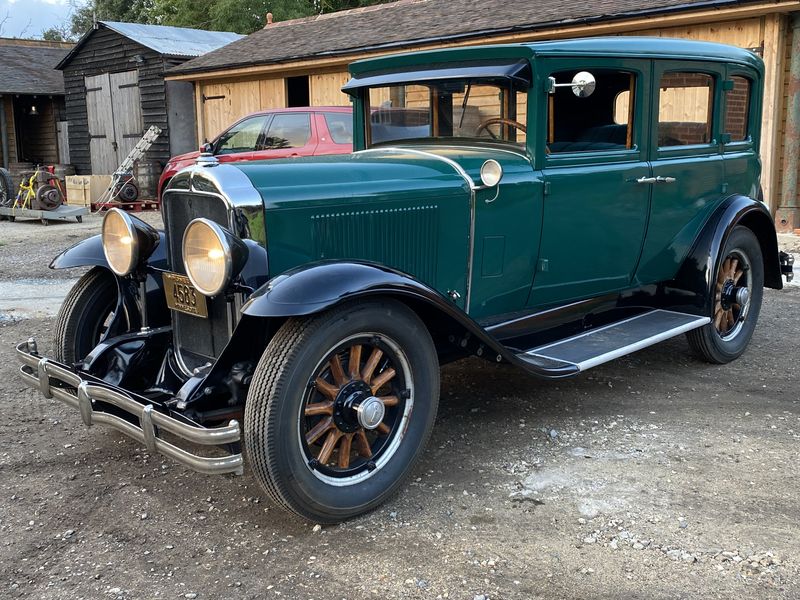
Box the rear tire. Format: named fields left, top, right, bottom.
left=244, top=299, right=439, bottom=523
left=54, top=268, right=119, bottom=364
left=687, top=226, right=763, bottom=363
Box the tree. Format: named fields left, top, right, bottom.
left=41, top=24, right=73, bottom=42
left=68, top=0, right=395, bottom=37
left=70, top=0, right=154, bottom=37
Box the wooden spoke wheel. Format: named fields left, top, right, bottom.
left=244, top=300, right=439, bottom=523
left=301, top=334, right=410, bottom=480
left=714, top=252, right=751, bottom=340
left=687, top=226, right=763, bottom=364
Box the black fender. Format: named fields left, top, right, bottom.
left=239, top=261, right=577, bottom=378
left=668, top=195, right=782, bottom=315
left=50, top=232, right=168, bottom=271
left=50, top=232, right=170, bottom=330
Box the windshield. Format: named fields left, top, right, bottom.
left=365, top=80, right=527, bottom=148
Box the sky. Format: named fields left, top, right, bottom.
left=0, top=0, right=74, bottom=39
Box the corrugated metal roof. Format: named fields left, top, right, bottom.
left=0, top=44, right=68, bottom=95
left=100, top=21, right=243, bottom=57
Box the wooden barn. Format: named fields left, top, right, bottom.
left=167, top=0, right=800, bottom=232
left=0, top=38, right=72, bottom=171
left=57, top=21, right=242, bottom=177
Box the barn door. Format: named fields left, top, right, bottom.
left=85, top=70, right=143, bottom=174
left=85, top=73, right=118, bottom=174
left=109, top=71, right=143, bottom=162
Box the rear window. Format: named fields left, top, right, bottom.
left=724, top=76, right=751, bottom=142
left=323, top=112, right=353, bottom=144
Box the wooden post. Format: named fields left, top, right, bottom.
left=760, top=13, right=788, bottom=215
left=777, top=13, right=800, bottom=231
left=194, top=81, right=206, bottom=144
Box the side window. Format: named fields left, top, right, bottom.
left=216, top=116, right=268, bottom=154
left=547, top=69, right=635, bottom=154
left=657, top=72, right=714, bottom=147
left=724, top=76, right=751, bottom=142
left=323, top=112, right=353, bottom=144
left=263, top=113, right=311, bottom=149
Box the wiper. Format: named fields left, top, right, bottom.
left=458, top=83, right=471, bottom=129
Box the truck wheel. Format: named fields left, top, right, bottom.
left=687, top=226, right=763, bottom=363
left=244, top=299, right=439, bottom=523
left=54, top=267, right=119, bottom=364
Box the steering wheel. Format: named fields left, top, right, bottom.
left=475, top=118, right=527, bottom=139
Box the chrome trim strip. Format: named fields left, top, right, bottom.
left=527, top=310, right=710, bottom=372
left=16, top=342, right=243, bottom=476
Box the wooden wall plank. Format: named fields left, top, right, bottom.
left=309, top=72, right=350, bottom=106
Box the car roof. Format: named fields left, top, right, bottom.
left=350, top=37, right=763, bottom=77
left=248, top=106, right=352, bottom=117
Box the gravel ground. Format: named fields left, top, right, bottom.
left=1, top=215, right=799, bottom=599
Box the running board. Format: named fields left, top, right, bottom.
left=517, top=309, right=710, bottom=374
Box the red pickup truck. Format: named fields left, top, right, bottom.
left=158, top=106, right=353, bottom=200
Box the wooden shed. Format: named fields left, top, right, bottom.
left=57, top=21, right=242, bottom=176
left=167, top=0, right=800, bottom=231
left=0, top=38, right=71, bottom=171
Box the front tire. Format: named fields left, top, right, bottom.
left=687, top=226, right=764, bottom=363
left=54, top=267, right=119, bottom=364
left=244, top=299, right=440, bottom=523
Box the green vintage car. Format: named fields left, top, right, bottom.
left=17, top=38, right=794, bottom=523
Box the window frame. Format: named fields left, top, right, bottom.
left=537, top=58, right=649, bottom=169
left=262, top=111, right=312, bottom=150
left=651, top=61, right=724, bottom=161
left=722, top=68, right=756, bottom=153
left=214, top=115, right=270, bottom=155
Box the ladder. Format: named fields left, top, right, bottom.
left=97, top=125, right=163, bottom=205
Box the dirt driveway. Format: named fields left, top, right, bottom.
left=1, top=215, right=799, bottom=599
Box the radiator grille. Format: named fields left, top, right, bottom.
left=311, top=205, right=439, bottom=283
left=163, top=192, right=231, bottom=369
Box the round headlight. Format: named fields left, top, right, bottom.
left=183, top=219, right=234, bottom=297
left=480, top=160, right=503, bottom=187
left=102, top=208, right=138, bottom=276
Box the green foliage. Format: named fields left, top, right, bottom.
left=69, top=0, right=394, bottom=37
left=70, top=0, right=153, bottom=36
left=41, top=25, right=72, bottom=42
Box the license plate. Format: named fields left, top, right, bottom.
left=163, top=272, right=208, bottom=318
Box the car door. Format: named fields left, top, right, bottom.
left=213, top=115, right=269, bottom=164
left=635, top=61, right=726, bottom=284
left=317, top=111, right=354, bottom=154
left=528, top=59, right=652, bottom=308
left=255, top=112, right=317, bottom=159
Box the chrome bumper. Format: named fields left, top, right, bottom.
left=16, top=340, right=244, bottom=476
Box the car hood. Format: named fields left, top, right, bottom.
left=234, top=144, right=531, bottom=206
left=168, top=150, right=201, bottom=166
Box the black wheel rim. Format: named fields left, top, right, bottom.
left=299, top=333, right=413, bottom=484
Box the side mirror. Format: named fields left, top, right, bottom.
left=546, top=71, right=597, bottom=98
left=200, top=142, right=213, bottom=153
left=571, top=72, right=596, bottom=98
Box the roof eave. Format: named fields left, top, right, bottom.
left=166, top=0, right=768, bottom=77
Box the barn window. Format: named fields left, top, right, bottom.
left=657, top=72, right=714, bottom=147
left=547, top=69, right=636, bottom=154
left=724, top=76, right=751, bottom=142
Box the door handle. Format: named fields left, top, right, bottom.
left=636, top=176, right=657, bottom=184
left=656, top=176, right=676, bottom=184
